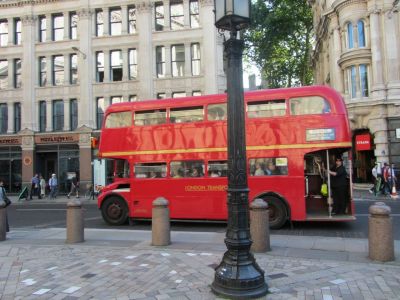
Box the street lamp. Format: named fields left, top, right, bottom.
left=211, top=0, right=268, bottom=298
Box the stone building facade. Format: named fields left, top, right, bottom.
left=309, top=0, right=400, bottom=182
left=0, top=0, right=225, bottom=193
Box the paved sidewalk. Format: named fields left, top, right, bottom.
left=1, top=228, right=399, bottom=299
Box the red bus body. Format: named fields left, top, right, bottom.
left=97, top=86, right=354, bottom=228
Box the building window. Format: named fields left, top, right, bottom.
left=52, top=100, right=64, bottom=131
left=192, top=91, right=201, bottom=96
left=172, top=92, right=186, bottom=98
left=39, top=101, right=46, bottom=132
left=52, top=14, right=64, bottom=41
left=155, top=2, right=164, bottom=31
left=110, top=8, right=122, bottom=36
left=110, top=50, right=122, bottom=81
left=128, top=6, right=137, bottom=34
left=360, top=64, right=369, bottom=97
left=52, top=55, right=64, bottom=86
left=157, top=93, right=166, bottom=99
left=156, top=46, right=165, bottom=78
left=0, top=103, right=7, bottom=133
left=129, top=95, right=137, bottom=102
left=70, top=12, right=78, bottom=39
left=39, top=57, right=46, bottom=87
left=171, top=44, right=184, bottom=77
left=39, top=16, right=46, bottom=42
left=170, top=0, right=184, bottom=30
left=357, top=20, right=365, bottom=47
left=96, top=10, right=104, bottom=36
left=0, top=60, right=8, bottom=89
left=70, top=99, right=78, bottom=130
left=14, top=59, right=21, bottom=88
left=190, top=0, right=199, bottom=28
left=111, top=96, right=123, bottom=104
left=70, top=54, right=78, bottom=84
left=14, top=18, right=21, bottom=45
left=129, top=48, right=137, bottom=80
left=347, top=22, right=353, bottom=49
left=191, top=43, right=200, bottom=76
left=96, top=52, right=104, bottom=82
left=14, top=102, right=21, bottom=133
left=0, top=20, right=8, bottom=46
left=96, top=97, right=105, bottom=129
left=347, top=66, right=357, bottom=99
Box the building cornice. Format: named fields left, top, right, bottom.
left=332, top=0, right=366, bottom=14
left=338, top=48, right=372, bottom=68
left=0, top=0, right=64, bottom=8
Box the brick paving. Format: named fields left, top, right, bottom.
left=0, top=242, right=399, bottom=299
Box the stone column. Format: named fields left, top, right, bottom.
left=7, top=18, right=14, bottom=46
left=64, top=99, right=70, bottom=131
left=103, top=7, right=109, bottom=36
left=163, top=0, right=170, bottom=30
left=46, top=100, right=53, bottom=132
left=46, top=14, right=52, bottom=42
left=63, top=12, right=69, bottom=40
left=7, top=102, right=14, bottom=134
left=121, top=5, right=128, bottom=35
left=183, top=0, right=190, bottom=28
left=184, top=43, right=191, bottom=77
left=64, top=54, right=70, bottom=85
left=199, top=0, right=221, bottom=94
left=78, top=129, right=92, bottom=189
left=385, top=10, right=400, bottom=98
left=369, top=9, right=385, bottom=98
left=164, top=45, right=171, bottom=77
left=19, top=130, right=35, bottom=189
left=78, top=8, right=94, bottom=128
left=137, top=2, right=154, bottom=99
left=21, top=15, right=37, bottom=131
left=369, top=117, right=389, bottom=163
left=103, top=50, right=110, bottom=82
left=122, top=48, right=129, bottom=81
left=7, top=59, right=13, bottom=89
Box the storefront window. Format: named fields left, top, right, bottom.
left=0, top=147, right=22, bottom=193
left=58, top=149, right=79, bottom=193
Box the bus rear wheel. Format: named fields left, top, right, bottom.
left=101, top=197, right=128, bottom=225
left=263, top=196, right=287, bottom=229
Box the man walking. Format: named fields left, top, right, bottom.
left=49, top=174, right=58, bottom=199
left=29, top=174, right=41, bottom=200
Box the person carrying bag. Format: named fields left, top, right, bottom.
left=0, top=180, right=10, bottom=232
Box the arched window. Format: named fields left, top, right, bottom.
left=357, top=20, right=365, bottom=47
left=347, top=22, right=354, bottom=49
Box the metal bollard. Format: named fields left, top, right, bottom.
left=368, top=202, right=394, bottom=262
left=250, top=198, right=270, bottom=252
left=152, top=197, right=170, bottom=246
left=66, top=200, right=84, bottom=243
left=0, top=201, right=6, bottom=241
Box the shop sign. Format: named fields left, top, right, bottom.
left=355, top=134, right=371, bottom=151
left=35, top=134, right=79, bottom=144
left=0, top=137, right=21, bottom=145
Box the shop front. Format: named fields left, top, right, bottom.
left=353, top=131, right=374, bottom=183
left=0, top=137, right=22, bottom=193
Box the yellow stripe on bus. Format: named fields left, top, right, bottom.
left=99, top=142, right=352, bottom=157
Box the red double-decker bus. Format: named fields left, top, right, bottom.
left=97, top=86, right=355, bottom=229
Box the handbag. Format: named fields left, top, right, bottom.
left=320, top=183, right=328, bottom=196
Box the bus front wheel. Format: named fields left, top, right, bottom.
left=101, top=197, right=128, bottom=225
left=263, top=196, right=288, bottom=229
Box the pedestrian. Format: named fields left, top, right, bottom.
left=0, top=180, right=10, bottom=232
left=369, top=162, right=381, bottom=195
left=327, top=157, right=348, bottom=215
left=67, top=171, right=80, bottom=199
left=29, top=174, right=41, bottom=200
left=382, top=163, right=391, bottom=195
left=39, top=174, right=46, bottom=198
left=49, top=174, right=58, bottom=199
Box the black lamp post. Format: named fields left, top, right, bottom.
left=211, top=0, right=268, bottom=298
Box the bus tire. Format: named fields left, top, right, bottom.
left=101, top=196, right=128, bottom=225
left=263, top=196, right=288, bottom=229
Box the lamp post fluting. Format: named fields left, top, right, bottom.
left=211, top=1, right=268, bottom=298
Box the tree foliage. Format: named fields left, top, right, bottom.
left=244, top=0, right=314, bottom=88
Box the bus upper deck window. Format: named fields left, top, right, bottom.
left=104, top=111, right=132, bottom=128
left=134, top=109, right=167, bottom=126
left=290, top=96, right=331, bottom=115
left=247, top=99, right=286, bottom=118
left=207, top=104, right=227, bottom=121
left=170, top=106, right=203, bottom=123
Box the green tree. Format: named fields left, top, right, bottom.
left=244, top=0, right=314, bottom=88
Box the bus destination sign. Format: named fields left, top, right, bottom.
left=306, top=128, right=335, bottom=142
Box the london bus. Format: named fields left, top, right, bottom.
left=97, top=86, right=355, bottom=229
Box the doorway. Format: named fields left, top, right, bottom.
left=36, top=152, right=57, bottom=181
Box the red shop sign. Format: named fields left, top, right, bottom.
left=355, top=134, right=371, bottom=151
